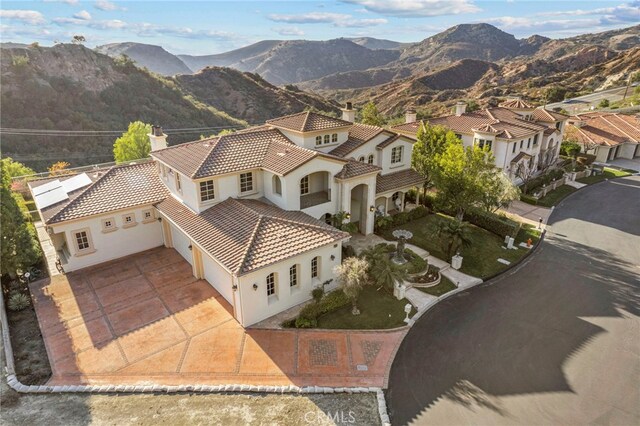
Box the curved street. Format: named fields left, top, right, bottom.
left=387, top=176, right=640, bottom=425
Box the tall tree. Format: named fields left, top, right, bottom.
left=1, top=157, right=35, bottom=178
left=360, top=102, right=386, bottom=126
left=362, top=245, right=408, bottom=292
left=477, top=169, right=521, bottom=213
left=48, top=161, right=72, bottom=176
left=334, top=257, right=369, bottom=315
left=113, top=121, right=152, bottom=163
left=433, top=141, right=495, bottom=220
left=411, top=123, right=460, bottom=200
left=1, top=161, right=42, bottom=278
left=435, top=219, right=473, bottom=259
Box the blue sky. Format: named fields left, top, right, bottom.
left=1, top=1, right=638, bottom=55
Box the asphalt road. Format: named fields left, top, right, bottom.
left=547, top=85, right=635, bottom=114
left=387, top=176, right=640, bottom=425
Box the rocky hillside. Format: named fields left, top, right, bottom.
left=344, top=37, right=406, bottom=50
left=175, top=67, right=339, bottom=123
left=96, top=42, right=192, bottom=76
left=0, top=44, right=244, bottom=171
left=179, top=38, right=400, bottom=85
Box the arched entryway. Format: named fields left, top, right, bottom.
left=300, top=171, right=331, bottom=209
left=350, top=183, right=369, bottom=234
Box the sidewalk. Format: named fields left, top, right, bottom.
left=501, top=200, right=551, bottom=228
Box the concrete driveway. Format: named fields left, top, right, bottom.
left=387, top=177, right=640, bottom=425
left=30, top=247, right=403, bottom=387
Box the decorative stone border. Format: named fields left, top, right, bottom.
left=406, top=271, right=442, bottom=289
left=0, top=289, right=391, bottom=426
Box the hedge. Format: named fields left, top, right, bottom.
left=463, top=207, right=520, bottom=238
left=293, top=289, right=350, bottom=328
left=523, top=169, right=565, bottom=194
left=375, top=205, right=429, bottom=232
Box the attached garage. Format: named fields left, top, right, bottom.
left=202, top=254, right=234, bottom=304
left=170, top=223, right=193, bottom=265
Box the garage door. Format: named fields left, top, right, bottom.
left=171, top=224, right=192, bottom=265
left=202, top=255, right=234, bottom=304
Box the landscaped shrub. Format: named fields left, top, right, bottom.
left=463, top=207, right=520, bottom=238
left=392, top=211, right=410, bottom=226
left=281, top=318, right=297, bottom=328
left=576, top=154, right=596, bottom=166
left=520, top=194, right=539, bottom=206
left=8, top=292, right=30, bottom=311
left=374, top=214, right=393, bottom=232
left=525, top=169, right=565, bottom=194
left=420, top=193, right=436, bottom=210
left=311, top=287, right=324, bottom=303
left=408, top=205, right=428, bottom=221
left=342, top=244, right=356, bottom=259
left=295, top=289, right=350, bottom=328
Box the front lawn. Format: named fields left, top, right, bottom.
left=417, top=276, right=457, bottom=297
left=381, top=213, right=538, bottom=279
left=577, top=167, right=633, bottom=184
left=316, top=286, right=416, bottom=330
left=534, top=185, right=578, bottom=207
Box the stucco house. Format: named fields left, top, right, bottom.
left=393, top=97, right=569, bottom=183
left=29, top=106, right=423, bottom=327
left=565, top=112, right=640, bottom=163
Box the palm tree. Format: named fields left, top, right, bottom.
left=362, top=243, right=409, bottom=292
left=334, top=257, right=369, bottom=315
left=435, top=219, right=473, bottom=259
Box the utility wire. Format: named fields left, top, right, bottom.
left=0, top=123, right=261, bottom=137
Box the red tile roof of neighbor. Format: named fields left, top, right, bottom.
left=37, top=162, right=168, bottom=224
left=156, top=196, right=349, bottom=276
left=335, top=160, right=381, bottom=179
left=498, top=98, right=535, bottom=109
left=266, top=111, right=353, bottom=132
left=152, top=128, right=344, bottom=179
left=392, top=107, right=555, bottom=140
left=567, top=113, right=640, bottom=147
left=376, top=169, right=425, bottom=194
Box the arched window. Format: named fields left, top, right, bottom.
left=266, top=273, right=276, bottom=296
left=367, top=154, right=374, bottom=164
left=315, top=135, right=322, bottom=146
left=321, top=213, right=332, bottom=225
left=358, top=156, right=365, bottom=162
left=289, top=265, right=298, bottom=288
left=311, top=256, right=320, bottom=279
left=324, top=135, right=330, bottom=144
left=272, top=175, right=282, bottom=195
left=331, top=133, right=338, bottom=143
left=300, top=175, right=309, bottom=195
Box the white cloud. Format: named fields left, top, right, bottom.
left=43, top=0, right=80, bottom=5
left=94, top=0, right=126, bottom=11
left=341, top=0, right=481, bottom=17
left=538, top=1, right=640, bottom=22
left=268, top=12, right=387, bottom=28
left=73, top=10, right=92, bottom=21
left=272, top=26, right=305, bottom=36
left=0, top=10, right=46, bottom=25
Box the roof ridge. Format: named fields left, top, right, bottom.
left=235, top=214, right=265, bottom=274
left=191, top=136, right=223, bottom=178
left=301, top=111, right=311, bottom=132
left=600, top=115, right=634, bottom=141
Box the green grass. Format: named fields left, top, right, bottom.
left=382, top=214, right=538, bottom=279
left=534, top=185, right=578, bottom=207
left=316, top=286, right=416, bottom=330
left=417, top=276, right=457, bottom=297
left=577, top=167, right=633, bottom=184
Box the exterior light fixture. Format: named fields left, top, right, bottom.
left=369, top=205, right=375, bottom=212
left=253, top=283, right=258, bottom=291
left=232, top=284, right=238, bottom=291
left=330, top=255, right=335, bottom=261
left=188, top=245, right=192, bottom=250
left=345, top=213, right=351, bottom=219
left=157, top=217, right=162, bottom=222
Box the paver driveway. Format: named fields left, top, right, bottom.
left=30, top=247, right=403, bottom=387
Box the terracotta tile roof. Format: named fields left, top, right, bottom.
left=499, top=98, right=535, bottom=109
left=533, top=108, right=568, bottom=122
left=152, top=128, right=338, bottom=179
left=376, top=169, right=425, bottom=194
left=44, top=162, right=168, bottom=224
left=266, top=111, right=352, bottom=132
left=510, top=152, right=533, bottom=163
left=329, top=123, right=385, bottom=157
left=566, top=112, right=640, bottom=147
left=156, top=197, right=349, bottom=276
left=543, top=127, right=559, bottom=136
left=335, top=160, right=381, bottom=179
left=376, top=134, right=403, bottom=149
left=391, top=121, right=422, bottom=136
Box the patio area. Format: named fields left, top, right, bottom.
left=29, top=247, right=404, bottom=387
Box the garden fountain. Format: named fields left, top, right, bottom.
left=391, top=229, right=413, bottom=265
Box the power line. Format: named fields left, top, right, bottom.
left=0, top=123, right=259, bottom=137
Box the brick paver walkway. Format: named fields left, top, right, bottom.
left=30, top=247, right=404, bottom=388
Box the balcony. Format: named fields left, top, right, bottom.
left=300, top=191, right=330, bottom=209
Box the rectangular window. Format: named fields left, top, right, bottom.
left=122, top=213, right=137, bottom=228
left=527, top=138, right=531, bottom=148
left=476, top=139, right=492, bottom=150
left=289, top=265, right=298, bottom=287
left=367, top=155, right=374, bottom=164
left=161, top=164, right=167, bottom=178
left=533, top=134, right=539, bottom=145
left=74, top=230, right=91, bottom=252
left=200, top=180, right=215, bottom=202
left=315, top=135, right=322, bottom=146
left=101, top=218, right=116, bottom=232
left=240, top=172, right=254, bottom=193
left=391, top=146, right=404, bottom=164
left=520, top=140, right=524, bottom=149
left=311, top=257, right=319, bottom=279
left=142, top=209, right=154, bottom=223
left=455, top=133, right=462, bottom=140
left=331, top=133, right=338, bottom=143
left=266, top=273, right=276, bottom=296
left=300, top=176, right=309, bottom=195
left=324, top=134, right=330, bottom=144
left=512, top=143, right=516, bottom=153
left=175, top=173, right=182, bottom=192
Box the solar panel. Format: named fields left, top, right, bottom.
left=34, top=187, right=69, bottom=209
left=61, top=173, right=92, bottom=193
left=32, top=179, right=62, bottom=196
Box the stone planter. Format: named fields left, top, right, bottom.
left=409, top=272, right=442, bottom=289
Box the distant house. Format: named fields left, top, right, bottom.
left=566, top=112, right=640, bottom=163
left=29, top=106, right=423, bottom=327
left=393, top=97, right=569, bottom=183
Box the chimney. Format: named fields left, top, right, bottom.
left=341, top=102, right=355, bottom=123
left=455, top=101, right=467, bottom=116
left=405, top=107, right=417, bottom=124
left=148, top=125, right=168, bottom=152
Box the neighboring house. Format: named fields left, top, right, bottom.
left=565, top=112, right=640, bottom=163
left=29, top=107, right=423, bottom=327
left=393, top=97, right=569, bottom=182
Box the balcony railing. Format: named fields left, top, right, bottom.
left=300, top=191, right=330, bottom=209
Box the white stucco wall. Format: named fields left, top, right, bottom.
left=50, top=205, right=164, bottom=272
left=236, top=242, right=343, bottom=327
left=202, top=251, right=234, bottom=304
left=619, top=143, right=638, bottom=159
left=379, top=138, right=415, bottom=175
left=283, top=157, right=345, bottom=215
left=346, top=133, right=390, bottom=165
left=170, top=222, right=193, bottom=265
left=277, top=128, right=350, bottom=152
